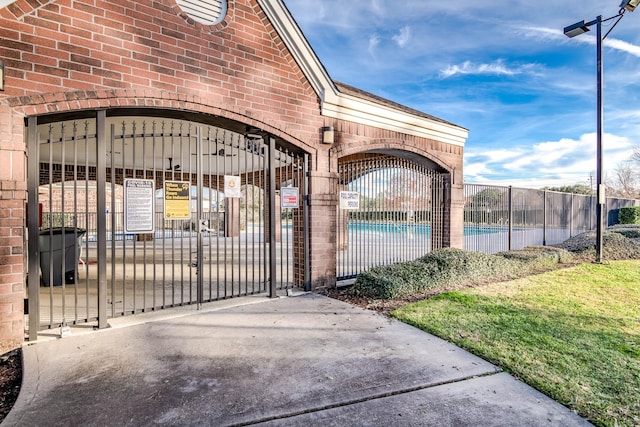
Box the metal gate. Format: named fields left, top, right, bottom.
left=27, top=111, right=308, bottom=338
left=337, top=154, right=446, bottom=279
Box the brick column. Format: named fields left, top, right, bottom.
left=308, top=171, right=339, bottom=290
left=449, top=181, right=465, bottom=249
left=432, top=174, right=463, bottom=250
left=0, top=106, right=26, bottom=351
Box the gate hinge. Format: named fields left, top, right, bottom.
left=304, top=195, right=310, bottom=206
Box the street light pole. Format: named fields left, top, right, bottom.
left=564, top=3, right=637, bottom=262
left=596, top=15, right=604, bottom=263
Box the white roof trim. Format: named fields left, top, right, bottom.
left=322, top=92, right=468, bottom=146
left=257, top=0, right=468, bottom=146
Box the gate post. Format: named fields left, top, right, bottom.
left=27, top=117, right=40, bottom=341
left=307, top=170, right=339, bottom=290
left=434, top=175, right=464, bottom=250
left=96, top=110, right=108, bottom=329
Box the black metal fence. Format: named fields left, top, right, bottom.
left=464, top=184, right=640, bottom=253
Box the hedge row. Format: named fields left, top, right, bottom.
left=351, top=246, right=573, bottom=300
left=351, top=227, right=640, bottom=300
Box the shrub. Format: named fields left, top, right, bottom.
left=351, top=260, right=440, bottom=299
left=496, top=246, right=573, bottom=271
left=351, top=247, right=555, bottom=300
left=555, top=230, right=640, bottom=260
left=609, top=224, right=640, bottom=239
left=618, top=206, right=640, bottom=224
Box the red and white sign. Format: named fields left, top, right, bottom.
left=281, top=187, right=299, bottom=208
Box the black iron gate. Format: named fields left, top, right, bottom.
left=27, top=111, right=308, bottom=339
left=337, top=154, right=446, bottom=279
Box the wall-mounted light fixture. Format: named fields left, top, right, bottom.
left=321, top=126, right=334, bottom=144
left=0, top=61, right=5, bottom=91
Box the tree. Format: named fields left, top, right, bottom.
left=607, top=161, right=638, bottom=199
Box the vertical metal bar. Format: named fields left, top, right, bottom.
left=304, top=153, right=310, bottom=291
left=570, top=193, right=574, bottom=238
left=46, top=125, right=53, bottom=327
left=268, top=136, right=277, bottom=297
left=141, top=121, right=148, bottom=311
left=222, top=131, right=229, bottom=298
left=188, top=124, right=195, bottom=304
left=216, top=130, right=222, bottom=299
left=60, top=122, right=68, bottom=326
left=96, top=110, right=108, bottom=328
left=121, top=121, right=127, bottom=315
left=84, top=125, right=90, bottom=320
left=72, top=123, right=79, bottom=324
left=152, top=122, right=158, bottom=309
left=170, top=123, right=176, bottom=306
left=179, top=123, right=185, bottom=305
left=131, top=121, right=138, bottom=313
left=543, top=190, right=547, bottom=246
left=508, top=186, right=513, bottom=251
left=27, top=117, right=40, bottom=340
left=196, top=127, right=203, bottom=308
left=244, top=135, right=249, bottom=294
left=206, top=127, right=213, bottom=301
left=229, top=132, right=236, bottom=296
left=110, top=124, right=116, bottom=317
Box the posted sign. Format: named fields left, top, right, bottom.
left=224, top=175, right=242, bottom=198
left=124, top=179, right=154, bottom=233
left=164, top=181, right=191, bottom=220
left=281, top=187, right=299, bottom=208
left=339, top=191, right=360, bottom=210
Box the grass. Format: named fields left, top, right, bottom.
left=392, top=260, right=640, bottom=427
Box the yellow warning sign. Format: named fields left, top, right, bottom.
left=164, top=181, right=191, bottom=220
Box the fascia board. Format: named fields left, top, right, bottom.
left=322, top=93, right=468, bottom=146
left=252, top=1, right=469, bottom=147
left=256, top=0, right=338, bottom=100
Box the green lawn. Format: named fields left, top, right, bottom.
left=392, top=260, right=640, bottom=427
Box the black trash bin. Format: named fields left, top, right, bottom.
left=39, top=228, right=86, bottom=286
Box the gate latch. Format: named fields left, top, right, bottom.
left=200, top=219, right=211, bottom=233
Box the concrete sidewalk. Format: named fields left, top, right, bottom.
left=3, top=294, right=591, bottom=426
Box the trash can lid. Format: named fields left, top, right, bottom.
left=39, top=227, right=87, bottom=236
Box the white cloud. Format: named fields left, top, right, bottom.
left=392, top=26, right=412, bottom=48
left=368, top=34, right=380, bottom=55
left=439, top=59, right=539, bottom=78
left=465, top=133, right=635, bottom=188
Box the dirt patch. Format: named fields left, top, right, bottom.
left=0, top=348, right=22, bottom=423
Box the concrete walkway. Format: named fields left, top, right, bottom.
left=4, top=294, right=591, bottom=426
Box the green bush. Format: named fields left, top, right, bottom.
left=555, top=230, right=640, bottom=260
left=619, top=206, right=640, bottom=224
left=351, top=247, right=572, bottom=300
left=496, top=246, right=573, bottom=271
left=609, top=224, right=640, bottom=239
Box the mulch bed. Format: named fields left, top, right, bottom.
left=0, top=349, right=22, bottom=423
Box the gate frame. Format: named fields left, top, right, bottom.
left=25, top=108, right=311, bottom=340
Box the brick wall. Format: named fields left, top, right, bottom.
left=0, top=105, right=26, bottom=352
left=0, top=0, right=465, bottom=347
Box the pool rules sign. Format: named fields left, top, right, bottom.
left=339, top=191, right=360, bottom=210
left=124, top=179, right=155, bottom=233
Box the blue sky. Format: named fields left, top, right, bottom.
left=282, top=0, right=640, bottom=189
